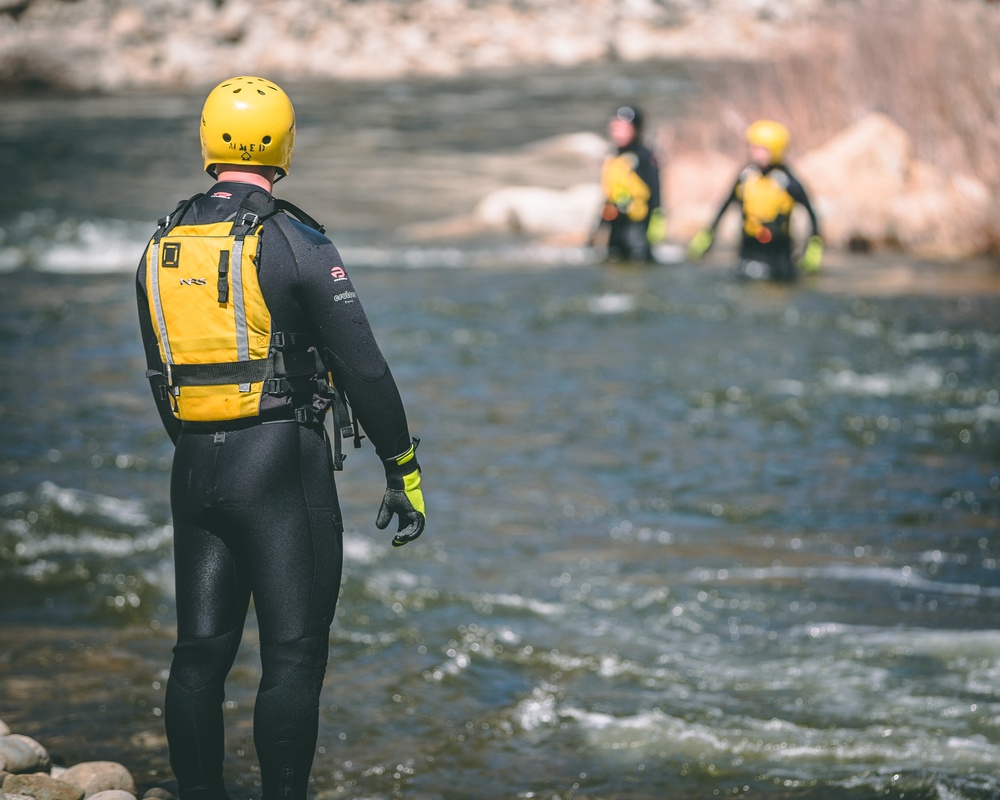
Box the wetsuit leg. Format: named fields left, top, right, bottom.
left=769, top=253, right=798, bottom=282
left=737, top=237, right=796, bottom=282
left=606, top=219, right=651, bottom=262
left=166, top=422, right=344, bottom=800
left=625, top=222, right=652, bottom=262
left=604, top=219, right=629, bottom=262
left=166, top=434, right=252, bottom=800
left=241, top=424, right=343, bottom=800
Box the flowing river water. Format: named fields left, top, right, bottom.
left=1, top=63, right=999, bottom=799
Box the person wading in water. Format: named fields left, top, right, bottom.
left=593, top=104, right=666, bottom=264
left=688, top=119, right=823, bottom=282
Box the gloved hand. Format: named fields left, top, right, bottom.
left=376, top=437, right=425, bottom=547
left=800, top=235, right=824, bottom=273
left=646, top=208, right=667, bottom=244
left=687, top=229, right=714, bottom=260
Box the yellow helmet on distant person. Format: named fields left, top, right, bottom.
left=745, top=119, right=790, bottom=164
left=200, top=76, right=295, bottom=179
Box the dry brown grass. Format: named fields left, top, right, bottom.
left=670, top=0, right=1000, bottom=254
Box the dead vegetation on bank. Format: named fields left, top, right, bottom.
left=670, top=0, right=1000, bottom=256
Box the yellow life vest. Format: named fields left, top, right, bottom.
left=737, top=166, right=795, bottom=241
left=601, top=153, right=650, bottom=222
left=144, top=193, right=327, bottom=424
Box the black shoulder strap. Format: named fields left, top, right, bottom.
left=230, top=190, right=278, bottom=237
left=274, top=198, right=326, bottom=234
left=155, top=193, right=204, bottom=240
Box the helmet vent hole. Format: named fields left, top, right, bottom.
left=262, top=136, right=272, bottom=144
left=257, top=89, right=266, bottom=95
left=222, top=133, right=232, bottom=142
left=233, top=88, right=242, bottom=94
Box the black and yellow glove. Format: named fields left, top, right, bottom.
left=799, top=235, right=824, bottom=273
left=687, top=229, right=714, bottom=261
left=646, top=208, right=667, bottom=244
left=376, top=437, right=425, bottom=547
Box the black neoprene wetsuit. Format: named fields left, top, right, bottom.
left=136, top=182, right=414, bottom=800
left=600, top=141, right=662, bottom=263
left=709, top=162, right=820, bottom=282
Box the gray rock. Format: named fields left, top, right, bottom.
left=0, top=734, right=51, bottom=774
left=86, top=792, right=135, bottom=800
left=2, top=774, right=85, bottom=800
left=59, top=764, right=135, bottom=798
left=140, top=789, right=175, bottom=800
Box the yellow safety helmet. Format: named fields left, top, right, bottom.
left=200, top=76, right=295, bottom=179
left=745, top=119, right=790, bottom=164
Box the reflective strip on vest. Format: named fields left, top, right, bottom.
left=148, top=238, right=174, bottom=373
left=230, top=236, right=250, bottom=391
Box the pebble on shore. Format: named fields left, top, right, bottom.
left=0, top=720, right=173, bottom=800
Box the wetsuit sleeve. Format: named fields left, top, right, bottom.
left=282, top=223, right=413, bottom=460
left=786, top=171, right=821, bottom=239
left=709, top=178, right=741, bottom=231
left=637, top=149, right=662, bottom=214
left=135, top=251, right=182, bottom=445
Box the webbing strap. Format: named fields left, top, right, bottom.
left=169, top=358, right=271, bottom=387
left=167, top=344, right=323, bottom=388
left=217, top=250, right=230, bottom=303
left=330, top=390, right=345, bottom=470
left=275, top=198, right=326, bottom=234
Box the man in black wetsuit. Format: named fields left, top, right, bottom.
left=594, top=104, right=666, bottom=263
left=135, top=76, right=425, bottom=800
left=688, top=119, right=823, bottom=282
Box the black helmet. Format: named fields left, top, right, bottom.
left=613, top=104, right=644, bottom=134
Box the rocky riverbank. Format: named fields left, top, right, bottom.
left=0, top=720, right=170, bottom=800
left=0, top=0, right=829, bottom=92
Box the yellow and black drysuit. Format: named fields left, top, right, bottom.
left=597, top=140, right=663, bottom=263
left=708, top=162, right=820, bottom=282
left=136, top=182, right=420, bottom=800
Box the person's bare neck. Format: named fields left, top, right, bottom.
left=214, top=165, right=276, bottom=192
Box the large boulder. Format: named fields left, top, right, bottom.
left=796, top=113, right=991, bottom=258
left=472, top=183, right=603, bottom=238
left=0, top=734, right=51, bottom=774
left=796, top=113, right=913, bottom=248
left=60, top=763, right=136, bottom=798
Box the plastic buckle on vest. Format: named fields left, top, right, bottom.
left=294, top=406, right=322, bottom=427
left=263, top=377, right=291, bottom=397
left=315, top=376, right=336, bottom=399
left=272, top=332, right=287, bottom=350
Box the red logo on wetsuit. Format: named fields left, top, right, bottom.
left=330, top=266, right=346, bottom=281
left=211, top=191, right=233, bottom=199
